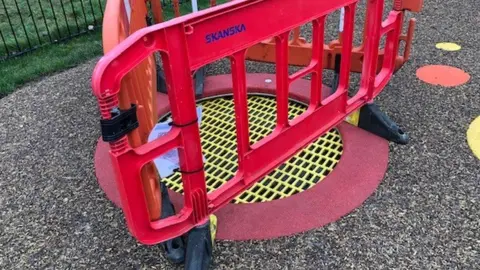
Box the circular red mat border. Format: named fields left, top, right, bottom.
left=94, top=73, right=389, bottom=241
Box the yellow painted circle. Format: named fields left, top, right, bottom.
left=467, top=116, right=480, bottom=160
left=435, top=42, right=461, bottom=51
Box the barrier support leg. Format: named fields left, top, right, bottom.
left=184, top=219, right=214, bottom=270
left=331, top=56, right=409, bottom=145
left=160, top=182, right=187, bottom=264
left=357, top=103, right=409, bottom=145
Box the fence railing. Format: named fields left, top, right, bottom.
left=0, top=0, right=191, bottom=61
left=0, top=0, right=105, bottom=60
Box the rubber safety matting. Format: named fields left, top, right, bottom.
left=161, top=95, right=343, bottom=204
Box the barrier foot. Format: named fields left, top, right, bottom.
left=358, top=103, right=409, bottom=145
left=184, top=219, right=215, bottom=270
left=160, top=183, right=186, bottom=264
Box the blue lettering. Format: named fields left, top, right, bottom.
left=222, top=29, right=228, bottom=38
left=205, top=23, right=246, bottom=44
left=235, top=24, right=246, bottom=32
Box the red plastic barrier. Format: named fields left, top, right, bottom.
left=92, top=0, right=403, bottom=245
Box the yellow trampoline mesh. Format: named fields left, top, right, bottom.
left=161, top=95, right=343, bottom=204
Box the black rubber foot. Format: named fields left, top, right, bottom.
left=184, top=221, right=213, bottom=270
left=358, top=103, right=409, bottom=145
left=160, top=183, right=186, bottom=264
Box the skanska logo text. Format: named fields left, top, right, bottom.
left=205, top=24, right=246, bottom=44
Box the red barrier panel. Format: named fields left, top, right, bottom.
left=92, top=0, right=403, bottom=245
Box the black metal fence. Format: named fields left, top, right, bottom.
left=0, top=0, right=201, bottom=61
left=0, top=0, right=106, bottom=61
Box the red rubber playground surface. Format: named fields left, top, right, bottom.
left=1, top=1, right=479, bottom=269
left=94, top=74, right=389, bottom=240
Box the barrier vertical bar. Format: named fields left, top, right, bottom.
left=361, top=0, right=384, bottom=100
left=402, top=19, right=416, bottom=62
left=382, top=14, right=403, bottom=73
left=275, top=32, right=290, bottom=129
left=290, top=27, right=302, bottom=45
left=337, top=3, right=357, bottom=94
left=164, top=25, right=208, bottom=222
left=230, top=50, right=250, bottom=172
left=373, top=11, right=403, bottom=94
left=310, top=16, right=326, bottom=108
left=173, top=0, right=181, bottom=17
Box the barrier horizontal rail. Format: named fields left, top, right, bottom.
left=245, top=0, right=422, bottom=71
left=93, top=0, right=404, bottom=244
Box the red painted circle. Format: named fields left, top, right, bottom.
left=94, top=74, right=389, bottom=240
left=416, top=65, right=470, bottom=87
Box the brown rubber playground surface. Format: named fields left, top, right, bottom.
left=0, top=0, right=479, bottom=269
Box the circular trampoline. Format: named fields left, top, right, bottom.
left=95, top=74, right=389, bottom=241
left=161, top=94, right=343, bottom=204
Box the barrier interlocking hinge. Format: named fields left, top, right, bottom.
left=100, top=104, right=139, bottom=142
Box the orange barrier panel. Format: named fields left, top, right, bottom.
left=146, top=0, right=421, bottom=73
left=245, top=0, right=423, bottom=71
left=102, top=0, right=161, bottom=220
left=394, top=0, right=423, bottom=12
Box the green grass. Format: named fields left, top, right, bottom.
left=0, top=0, right=228, bottom=58
left=0, top=0, right=229, bottom=97
left=0, top=31, right=102, bottom=97
left=158, top=0, right=228, bottom=18
left=0, top=0, right=104, bottom=57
